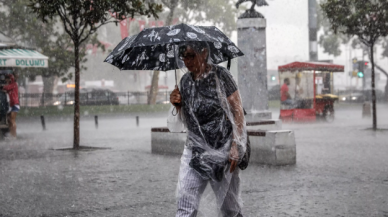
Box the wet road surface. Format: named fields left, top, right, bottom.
left=1, top=104, right=388, bottom=216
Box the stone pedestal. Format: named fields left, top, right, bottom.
left=151, top=127, right=296, bottom=166
left=151, top=128, right=186, bottom=155
left=237, top=18, right=269, bottom=117
left=362, top=102, right=371, bottom=118
left=248, top=129, right=296, bottom=165
left=246, top=119, right=282, bottom=131
left=237, top=14, right=296, bottom=166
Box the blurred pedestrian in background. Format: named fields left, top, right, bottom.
left=3, top=74, right=20, bottom=138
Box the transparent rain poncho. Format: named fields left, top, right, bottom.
left=170, top=42, right=247, bottom=216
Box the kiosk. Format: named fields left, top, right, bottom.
left=278, top=61, right=344, bottom=122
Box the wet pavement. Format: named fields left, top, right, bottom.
left=1, top=103, right=388, bottom=217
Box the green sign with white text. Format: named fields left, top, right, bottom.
left=0, top=49, right=48, bottom=68
left=0, top=58, right=48, bottom=68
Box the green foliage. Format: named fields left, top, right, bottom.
left=320, top=0, right=388, bottom=47
left=317, top=3, right=350, bottom=57
left=320, top=0, right=388, bottom=129
left=318, top=34, right=342, bottom=57
left=159, top=0, right=238, bottom=37
left=27, top=0, right=163, bottom=146
left=181, top=0, right=238, bottom=37
left=0, top=0, right=76, bottom=81
left=319, top=0, right=388, bottom=71
left=318, top=1, right=388, bottom=63
left=28, top=0, right=162, bottom=44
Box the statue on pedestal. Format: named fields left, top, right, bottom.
left=235, top=0, right=269, bottom=19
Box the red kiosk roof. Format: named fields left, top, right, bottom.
left=278, top=61, right=344, bottom=72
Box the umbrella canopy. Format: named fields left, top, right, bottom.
left=104, top=23, right=244, bottom=72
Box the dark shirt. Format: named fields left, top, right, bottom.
left=180, top=65, right=237, bottom=149
left=180, top=65, right=238, bottom=181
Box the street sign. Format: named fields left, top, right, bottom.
left=349, top=71, right=358, bottom=77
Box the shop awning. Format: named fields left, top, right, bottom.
left=278, top=61, right=344, bottom=72
left=0, top=48, right=49, bottom=68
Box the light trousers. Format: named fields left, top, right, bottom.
left=176, top=148, right=243, bottom=217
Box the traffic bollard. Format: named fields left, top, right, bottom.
left=95, top=115, right=98, bottom=129
left=362, top=102, right=371, bottom=118
left=136, top=116, right=139, bottom=127
left=40, top=115, right=46, bottom=130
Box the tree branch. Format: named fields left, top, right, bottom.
left=79, top=19, right=117, bottom=45
left=71, top=0, right=79, bottom=40
left=77, top=2, right=86, bottom=31
left=57, top=4, right=75, bottom=33
left=0, top=29, right=11, bottom=39
left=358, top=35, right=371, bottom=47
left=375, top=64, right=388, bottom=77
left=77, top=23, right=89, bottom=44
left=57, top=12, right=74, bottom=41
left=56, top=7, right=75, bottom=41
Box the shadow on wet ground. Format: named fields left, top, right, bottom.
left=1, top=104, right=388, bottom=216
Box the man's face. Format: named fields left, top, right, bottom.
left=180, top=46, right=207, bottom=72
left=285, top=79, right=290, bottom=85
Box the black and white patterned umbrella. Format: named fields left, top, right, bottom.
left=104, top=23, right=244, bottom=72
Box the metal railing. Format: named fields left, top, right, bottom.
left=18, top=91, right=172, bottom=107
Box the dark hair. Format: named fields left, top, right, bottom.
left=178, top=42, right=208, bottom=58
left=284, top=78, right=289, bottom=83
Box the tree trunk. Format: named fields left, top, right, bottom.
left=73, top=40, right=80, bottom=148
left=370, top=45, right=377, bottom=130
left=148, top=70, right=160, bottom=104
left=40, top=75, right=58, bottom=106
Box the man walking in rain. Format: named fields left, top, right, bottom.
left=170, top=42, right=247, bottom=217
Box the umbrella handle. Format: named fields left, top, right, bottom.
left=174, top=44, right=179, bottom=107
left=174, top=44, right=177, bottom=85
left=175, top=68, right=177, bottom=86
